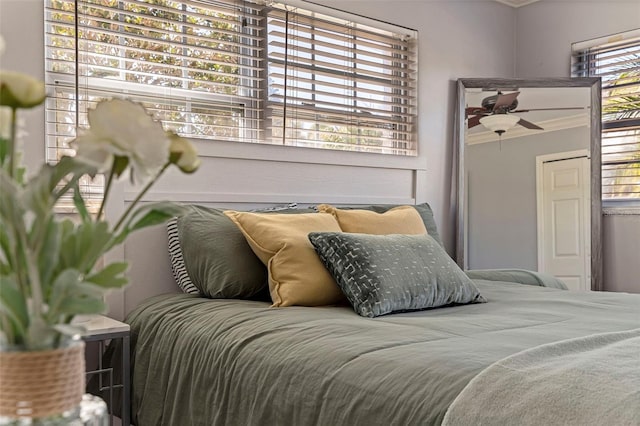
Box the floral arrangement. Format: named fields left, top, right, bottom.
left=0, top=37, right=200, bottom=351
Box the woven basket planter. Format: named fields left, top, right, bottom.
left=0, top=340, right=85, bottom=419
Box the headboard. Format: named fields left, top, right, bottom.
left=122, top=224, right=178, bottom=317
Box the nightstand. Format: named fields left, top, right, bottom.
left=78, top=315, right=130, bottom=426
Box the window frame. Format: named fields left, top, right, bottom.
left=571, top=29, right=640, bottom=209
left=44, top=0, right=419, bottom=168
left=264, top=2, right=417, bottom=155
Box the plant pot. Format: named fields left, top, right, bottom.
left=0, top=338, right=85, bottom=423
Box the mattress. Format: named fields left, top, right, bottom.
left=119, top=280, right=640, bottom=426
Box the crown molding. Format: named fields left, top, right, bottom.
left=493, top=0, right=540, bottom=8
left=466, top=113, right=589, bottom=146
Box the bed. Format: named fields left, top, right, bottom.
left=102, top=203, right=640, bottom=426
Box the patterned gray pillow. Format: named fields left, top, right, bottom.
left=309, top=232, right=486, bottom=318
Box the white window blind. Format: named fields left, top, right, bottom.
left=45, top=0, right=265, bottom=144
left=266, top=3, right=417, bottom=155
left=45, top=0, right=265, bottom=206
left=45, top=0, right=418, bottom=203
left=572, top=30, right=640, bottom=200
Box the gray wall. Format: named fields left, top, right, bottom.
left=603, top=214, right=640, bottom=293
left=0, top=0, right=517, bottom=318
left=514, top=0, right=640, bottom=293
left=467, top=127, right=589, bottom=270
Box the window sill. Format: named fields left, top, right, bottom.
left=603, top=201, right=640, bottom=216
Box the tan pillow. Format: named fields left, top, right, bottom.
left=224, top=211, right=344, bottom=307
left=317, top=204, right=428, bottom=235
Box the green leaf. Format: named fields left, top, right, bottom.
left=78, top=221, right=113, bottom=273
left=56, top=219, right=75, bottom=273
left=21, top=163, right=56, bottom=216
left=56, top=282, right=106, bottom=317
left=0, top=218, right=14, bottom=271
left=0, top=168, right=23, bottom=222
left=0, top=275, right=29, bottom=344
left=59, top=221, right=78, bottom=271
left=0, top=137, right=8, bottom=167
left=59, top=220, right=113, bottom=275
left=128, top=209, right=176, bottom=232
left=59, top=217, right=75, bottom=239
left=112, top=202, right=185, bottom=247
left=86, top=262, right=129, bottom=289
left=22, top=156, right=98, bottom=207
left=72, top=180, right=90, bottom=222
left=47, top=269, right=107, bottom=323
left=14, top=166, right=26, bottom=185
left=47, top=269, right=82, bottom=321
left=25, top=316, right=57, bottom=350
left=37, top=219, right=62, bottom=294
left=0, top=169, right=29, bottom=289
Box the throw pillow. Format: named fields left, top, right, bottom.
left=308, top=232, right=486, bottom=317
left=336, top=203, right=444, bottom=247
left=167, top=206, right=268, bottom=298
left=224, top=211, right=345, bottom=307
left=167, top=217, right=201, bottom=295
left=317, top=204, right=427, bottom=235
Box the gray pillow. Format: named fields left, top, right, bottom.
left=168, top=206, right=268, bottom=299
left=309, top=232, right=486, bottom=317
left=167, top=204, right=316, bottom=299
left=341, top=203, right=443, bottom=247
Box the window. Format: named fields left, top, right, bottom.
left=46, top=0, right=265, bottom=207
left=45, top=0, right=265, bottom=153
left=45, top=0, right=417, bottom=171
left=572, top=30, right=640, bottom=201
left=266, top=3, right=417, bottom=155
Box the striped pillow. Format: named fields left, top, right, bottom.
left=166, top=217, right=201, bottom=294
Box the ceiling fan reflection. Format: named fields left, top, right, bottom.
left=466, top=91, right=587, bottom=135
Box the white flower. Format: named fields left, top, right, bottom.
left=0, top=71, right=46, bottom=109
left=72, top=99, right=170, bottom=183
left=71, top=138, right=114, bottom=172
left=168, top=133, right=200, bottom=173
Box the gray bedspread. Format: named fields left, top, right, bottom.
left=465, top=268, right=568, bottom=289
left=442, top=328, right=640, bottom=426
left=125, top=281, right=640, bottom=426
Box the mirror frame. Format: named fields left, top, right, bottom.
left=454, top=77, right=603, bottom=291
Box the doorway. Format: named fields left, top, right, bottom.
left=536, top=150, right=590, bottom=291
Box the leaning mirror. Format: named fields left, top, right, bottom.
left=454, top=78, right=602, bottom=291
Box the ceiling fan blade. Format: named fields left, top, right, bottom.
left=493, top=92, right=520, bottom=111
left=466, top=106, right=487, bottom=116
left=512, top=106, right=588, bottom=113
left=467, top=115, right=483, bottom=128
left=517, top=118, right=544, bottom=130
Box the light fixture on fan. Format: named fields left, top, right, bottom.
left=479, top=114, right=520, bottom=136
